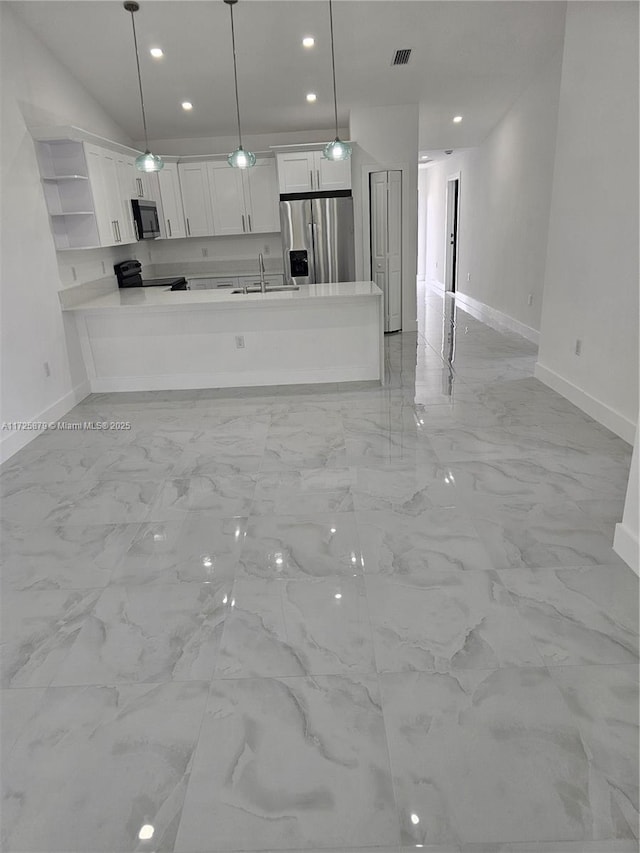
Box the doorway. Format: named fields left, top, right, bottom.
left=445, top=174, right=460, bottom=292
left=370, top=170, right=402, bottom=332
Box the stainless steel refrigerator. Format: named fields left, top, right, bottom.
left=280, top=194, right=355, bottom=285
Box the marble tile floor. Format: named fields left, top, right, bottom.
left=1, top=285, right=638, bottom=853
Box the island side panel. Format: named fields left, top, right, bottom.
left=74, top=296, right=382, bottom=391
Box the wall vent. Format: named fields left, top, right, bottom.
left=392, top=49, right=412, bottom=66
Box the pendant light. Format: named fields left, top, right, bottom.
left=224, top=0, right=256, bottom=169
left=123, top=1, right=164, bottom=172
left=323, top=0, right=351, bottom=161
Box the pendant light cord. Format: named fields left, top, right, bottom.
left=128, top=8, right=150, bottom=150
left=328, top=0, right=339, bottom=136
left=228, top=2, right=244, bottom=148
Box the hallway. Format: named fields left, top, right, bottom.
left=1, top=286, right=638, bottom=852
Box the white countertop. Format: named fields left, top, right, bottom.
left=63, top=281, right=382, bottom=312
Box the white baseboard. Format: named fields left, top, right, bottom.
left=0, top=380, right=91, bottom=464
left=534, top=362, right=636, bottom=443
left=453, top=291, right=540, bottom=345
left=426, top=279, right=445, bottom=293
left=613, top=522, right=639, bottom=575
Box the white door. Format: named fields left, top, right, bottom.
left=243, top=160, right=280, bottom=233
left=157, top=164, right=186, bottom=239
left=276, top=152, right=315, bottom=194
left=370, top=170, right=402, bottom=333
left=178, top=162, right=214, bottom=237
left=208, top=163, right=245, bottom=235
left=316, top=152, right=351, bottom=191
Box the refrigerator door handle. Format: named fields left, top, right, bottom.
left=307, top=221, right=316, bottom=283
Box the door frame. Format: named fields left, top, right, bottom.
left=444, top=171, right=461, bottom=292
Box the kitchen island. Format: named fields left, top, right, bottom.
left=64, top=282, right=383, bottom=392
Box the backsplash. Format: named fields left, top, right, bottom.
left=55, top=244, right=149, bottom=290
left=55, top=233, right=284, bottom=290
left=148, top=232, right=283, bottom=267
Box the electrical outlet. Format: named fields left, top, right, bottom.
left=43, top=361, right=51, bottom=378
left=71, top=266, right=77, bottom=282
left=467, top=273, right=471, bottom=282
left=235, top=335, right=245, bottom=349
left=575, top=339, right=582, bottom=356
left=527, top=294, right=533, bottom=306
left=202, top=248, right=208, bottom=258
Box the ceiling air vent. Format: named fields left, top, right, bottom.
left=392, top=49, right=412, bottom=66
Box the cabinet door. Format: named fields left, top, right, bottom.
left=243, top=160, right=280, bottom=233
left=315, top=151, right=351, bottom=191
left=178, top=163, right=214, bottom=237
left=85, top=144, right=119, bottom=246
left=157, top=164, right=186, bottom=239
left=207, top=163, right=245, bottom=235
left=276, top=152, right=315, bottom=194
left=115, top=155, right=137, bottom=244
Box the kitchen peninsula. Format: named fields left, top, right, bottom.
left=64, top=282, right=383, bottom=392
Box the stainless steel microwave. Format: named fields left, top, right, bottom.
left=131, top=199, right=160, bottom=240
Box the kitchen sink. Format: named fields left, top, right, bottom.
left=231, top=285, right=300, bottom=294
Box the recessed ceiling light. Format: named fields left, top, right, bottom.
left=302, top=36, right=315, bottom=48
left=306, top=93, right=317, bottom=103
left=149, top=47, right=163, bottom=58
left=181, top=101, right=193, bottom=111
left=453, top=115, right=463, bottom=123
left=421, top=155, right=429, bottom=160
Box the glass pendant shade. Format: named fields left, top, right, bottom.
left=323, top=137, right=352, bottom=161
left=227, top=145, right=256, bottom=169
left=135, top=150, right=164, bottom=172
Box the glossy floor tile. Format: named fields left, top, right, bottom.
left=1, top=283, right=637, bottom=852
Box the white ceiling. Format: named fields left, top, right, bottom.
left=12, top=0, right=566, bottom=152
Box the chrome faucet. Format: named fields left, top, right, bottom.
left=258, top=252, right=266, bottom=292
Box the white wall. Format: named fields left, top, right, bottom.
left=421, top=44, right=564, bottom=339
left=536, top=1, right=639, bottom=441
left=349, top=104, right=419, bottom=333
left=614, top=417, right=639, bottom=573
left=0, top=5, right=135, bottom=462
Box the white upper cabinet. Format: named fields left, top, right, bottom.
left=243, top=160, right=280, bottom=233
left=276, top=150, right=351, bottom=194
left=157, top=163, right=186, bottom=239
left=208, top=158, right=280, bottom=235
left=85, top=144, right=123, bottom=246
left=178, top=162, right=214, bottom=237
left=316, top=154, right=351, bottom=192
left=114, top=155, right=137, bottom=244
left=207, top=163, right=245, bottom=235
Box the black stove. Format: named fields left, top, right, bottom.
left=114, top=260, right=188, bottom=291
